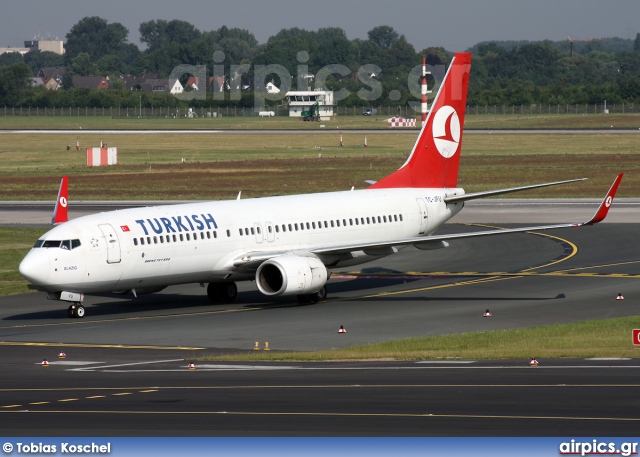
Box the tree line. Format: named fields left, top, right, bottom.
left=0, top=16, right=639, bottom=109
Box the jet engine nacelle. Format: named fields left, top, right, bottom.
left=256, top=254, right=328, bottom=296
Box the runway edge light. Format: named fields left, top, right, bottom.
left=41, top=359, right=49, bottom=366
left=58, top=351, right=66, bottom=358
left=529, top=358, right=539, bottom=367
left=188, top=362, right=196, bottom=370
left=616, top=292, right=624, bottom=300
left=338, top=325, right=346, bottom=333
left=483, top=309, right=492, bottom=317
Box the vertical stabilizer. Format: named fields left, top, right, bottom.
left=369, top=52, right=472, bottom=189
left=51, top=176, right=69, bottom=225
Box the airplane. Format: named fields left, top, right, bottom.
left=19, top=52, right=623, bottom=318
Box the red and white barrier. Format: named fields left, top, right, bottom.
left=86, top=147, right=117, bottom=166
left=387, top=116, right=416, bottom=128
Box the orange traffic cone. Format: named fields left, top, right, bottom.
left=42, top=359, right=49, bottom=366
left=483, top=309, right=492, bottom=317
left=616, top=292, right=624, bottom=300
left=338, top=325, right=346, bottom=333
left=529, top=358, right=538, bottom=367
left=187, top=362, right=196, bottom=370
left=58, top=351, right=66, bottom=358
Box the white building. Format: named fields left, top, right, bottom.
left=24, top=40, right=65, bottom=55
left=285, top=90, right=334, bottom=119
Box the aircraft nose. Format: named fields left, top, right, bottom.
left=19, top=250, right=50, bottom=286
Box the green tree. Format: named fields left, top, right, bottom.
left=23, top=50, right=64, bottom=74
left=65, top=16, right=130, bottom=62
left=139, top=19, right=201, bottom=51
left=72, top=52, right=96, bottom=76
left=0, top=52, right=24, bottom=67
left=367, top=26, right=399, bottom=49
left=0, top=62, right=32, bottom=106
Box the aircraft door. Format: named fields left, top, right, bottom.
left=416, top=198, right=428, bottom=235
left=265, top=222, right=275, bottom=242
left=254, top=223, right=264, bottom=244
left=98, top=223, right=121, bottom=263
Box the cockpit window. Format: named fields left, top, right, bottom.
left=42, top=240, right=62, bottom=248
left=38, top=239, right=82, bottom=250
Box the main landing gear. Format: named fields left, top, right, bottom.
left=67, top=303, right=85, bottom=318
left=207, top=282, right=238, bottom=302
left=297, top=286, right=327, bottom=305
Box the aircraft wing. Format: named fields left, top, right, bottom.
left=443, top=178, right=587, bottom=203
left=316, top=173, right=622, bottom=256
left=232, top=174, right=622, bottom=267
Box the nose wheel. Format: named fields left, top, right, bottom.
left=68, top=303, right=85, bottom=318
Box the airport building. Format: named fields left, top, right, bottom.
left=285, top=90, right=334, bottom=119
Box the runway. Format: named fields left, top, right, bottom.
left=1, top=216, right=640, bottom=435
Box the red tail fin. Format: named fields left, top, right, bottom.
left=369, top=52, right=472, bottom=189
left=51, top=176, right=69, bottom=225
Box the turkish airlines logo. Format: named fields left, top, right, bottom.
left=605, top=196, right=613, bottom=208
left=432, top=105, right=460, bottom=159
left=59, top=196, right=68, bottom=208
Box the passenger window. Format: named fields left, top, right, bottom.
left=383, top=216, right=387, bottom=223
left=295, top=223, right=298, bottom=231
left=372, top=217, right=376, bottom=224
left=394, top=215, right=398, bottom=222
left=173, top=234, right=177, bottom=242
left=245, top=228, right=249, bottom=236
left=349, top=219, right=353, bottom=226
left=140, top=238, right=145, bottom=245
left=288, top=224, right=292, bottom=231
left=275, top=225, right=280, bottom=233
left=146, top=237, right=151, bottom=244
left=206, top=232, right=210, bottom=239
left=360, top=217, right=365, bottom=224
left=179, top=234, right=183, bottom=241
left=306, top=222, right=310, bottom=230
left=331, top=221, right=334, bottom=227
left=226, top=230, right=230, bottom=237
left=166, top=235, right=170, bottom=243
left=160, top=236, right=164, bottom=244
left=399, top=214, right=403, bottom=221
left=312, top=222, right=316, bottom=229
left=153, top=236, right=157, bottom=244
left=133, top=238, right=138, bottom=246
left=186, top=234, right=191, bottom=241
left=324, top=221, right=328, bottom=228
left=366, top=217, right=370, bottom=224
left=239, top=229, right=243, bottom=236
left=268, top=226, right=272, bottom=233
left=214, top=231, right=218, bottom=238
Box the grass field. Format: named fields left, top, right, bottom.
left=0, top=131, right=638, bottom=199
left=197, top=315, right=640, bottom=361
left=0, top=112, right=639, bottom=130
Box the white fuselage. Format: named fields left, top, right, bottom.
left=19, top=187, right=464, bottom=295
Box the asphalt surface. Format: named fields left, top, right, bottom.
left=1, top=212, right=640, bottom=435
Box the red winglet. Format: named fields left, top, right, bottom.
left=584, top=173, right=623, bottom=225
left=51, top=176, right=69, bottom=225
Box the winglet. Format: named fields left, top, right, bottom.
left=583, top=173, right=623, bottom=226
left=51, top=176, right=69, bottom=225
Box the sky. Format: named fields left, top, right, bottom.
left=2, top=0, right=640, bottom=52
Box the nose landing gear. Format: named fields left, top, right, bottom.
left=68, top=303, right=85, bottom=318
